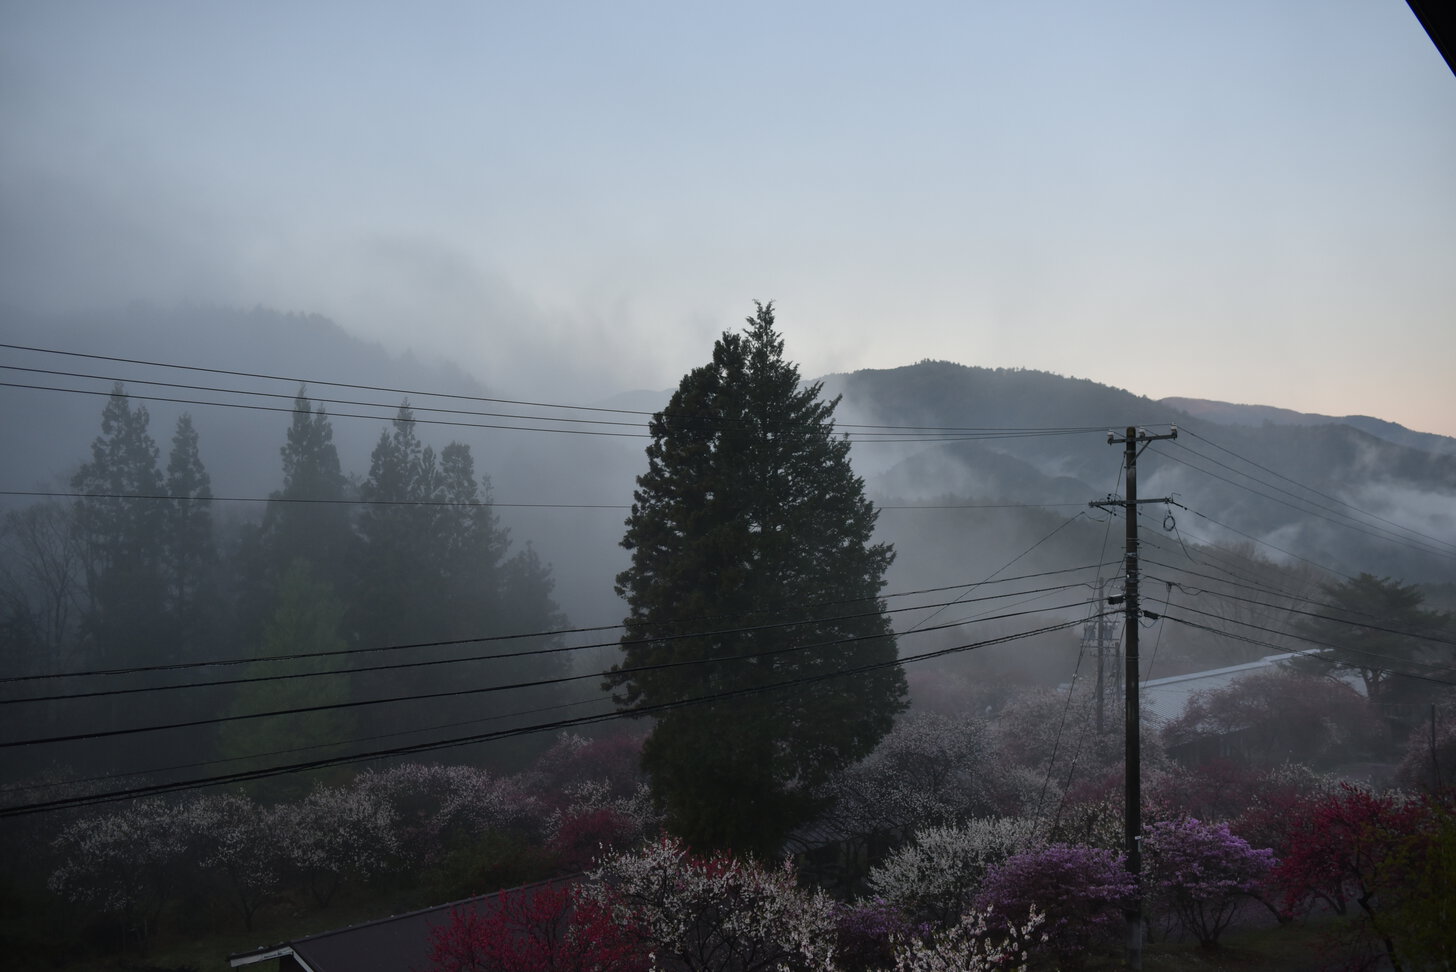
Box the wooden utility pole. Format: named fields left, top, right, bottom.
left=1091, top=425, right=1176, bottom=971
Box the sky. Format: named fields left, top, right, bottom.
left=3, top=1, right=1454, bottom=435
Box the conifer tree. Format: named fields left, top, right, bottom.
left=352, top=408, right=569, bottom=745
left=609, top=302, right=906, bottom=858
left=162, top=414, right=216, bottom=646
left=71, top=385, right=169, bottom=665
left=260, top=390, right=353, bottom=589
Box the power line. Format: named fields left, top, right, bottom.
left=1, top=563, right=1112, bottom=684
left=0, top=344, right=1109, bottom=439
left=1181, top=427, right=1456, bottom=553
left=0, top=600, right=1096, bottom=747
left=1159, top=604, right=1456, bottom=683
left=0, top=487, right=627, bottom=511
left=0, top=488, right=1090, bottom=513
left=0, top=614, right=1103, bottom=816
left=1159, top=611, right=1456, bottom=688
left=3, top=583, right=1094, bottom=705
left=1142, top=576, right=1456, bottom=647
left=0, top=691, right=615, bottom=797
left=1162, top=442, right=1456, bottom=560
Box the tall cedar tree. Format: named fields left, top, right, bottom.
left=609, top=302, right=906, bottom=858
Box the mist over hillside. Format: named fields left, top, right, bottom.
left=830, top=361, right=1456, bottom=587
left=4, top=308, right=1453, bottom=645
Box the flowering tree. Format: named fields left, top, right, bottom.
left=427, top=881, right=646, bottom=972
left=975, top=844, right=1135, bottom=968
left=1272, top=784, right=1447, bottom=969
left=179, top=793, right=281, bottom=930
left=542, top=779, right=659, bottom=871
left=352, top=763, right=538, bottom=866
left=826, top=712, right=997, bottom=842
left=891, top=907, right=1044, bottom=972
left=276, top=781, right=399, bottom=905
left=1164, top=670, right=1386, bottom=768
left=833, top=899, right=921, bottom=972
left=49, top=798, right=190, bottom=947
left=583, top=836, right=839, bottom=972
left=1394, top=701, right=1456, bottom=792
left=526, top=731, right=648, bottom=807
left=867, top=817, right=1027, bottom=926
left=1142, top=817, right=1275, bottom=947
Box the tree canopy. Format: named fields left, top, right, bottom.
left=1296, top=573, right=1454, bottom=722
left=609, top=301, right=906, bottom=858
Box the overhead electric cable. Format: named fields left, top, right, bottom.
left=1161, top=444, right=1455, bottom=560
left=1159, top=612, right=1456, bottom=688
left=1142, top=577, right=1456, bottom=647
left=0, top=344, right=1108, bottom=438
left=1, top=563, right=1113, bottom=684
left=0, top=614, right=1107, bottom=816
left=0, top=599, right=1096, bottom=747
left=1181, top=427, right=1456, bottom=553
left=3, top=583, right=1093, bottom=705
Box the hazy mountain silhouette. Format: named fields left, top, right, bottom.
left=1160, top=396, right=1456, bottom=457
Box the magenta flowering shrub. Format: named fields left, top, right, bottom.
left=976, top=843, right=1135, bottom=966
left=1143, top=817, right=1275, bottom=947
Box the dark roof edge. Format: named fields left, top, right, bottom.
left=226, top=872, right=586, bottom=964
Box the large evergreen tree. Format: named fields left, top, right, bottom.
left=609, top=301, right=906, bottom=858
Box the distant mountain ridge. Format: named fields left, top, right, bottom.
left=1160, top=396, right=1456, bottom=456
left=824, top=361, right=1456, bottom=584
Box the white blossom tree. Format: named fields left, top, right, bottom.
left=868, top=817, right=1030, bottom=926
left=179, top=793, right=281, bottom=930
left=49, top=798, right=189, bottom=946
left=891, top=906, right=1044, bottom=972
left=584, top=836, right=839, bottom=972
left=277, top=781, right=400, bottom=905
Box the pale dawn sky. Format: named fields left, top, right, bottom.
left=3, top=1, right=1453, bottom=434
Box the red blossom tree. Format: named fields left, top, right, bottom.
left=428, top=882, right=646, bottom=972
left=1271, top=784, right=1454, bottom=971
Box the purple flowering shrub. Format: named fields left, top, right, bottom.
left=1143, top=817, right=1275, bottom=947
left=976, top=843, right=1135, bottom=967
left=835, top=899, right=922, bottom=972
